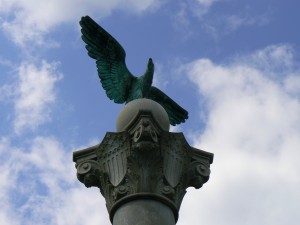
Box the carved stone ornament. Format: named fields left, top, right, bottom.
left=73, top=100, right=213, bottom=223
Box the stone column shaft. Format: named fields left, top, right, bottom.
left=113, top=200, right=175, bottom=225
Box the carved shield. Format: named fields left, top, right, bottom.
left=162, top=132, right=189, bottom=188
left=97, top=132, right=130, bottom=187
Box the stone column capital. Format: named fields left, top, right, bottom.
left=73, top=99, right=213, bottom=224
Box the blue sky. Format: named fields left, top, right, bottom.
left=1, top=0, right=300, bottom=224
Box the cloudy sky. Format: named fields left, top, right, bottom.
left=1, top=0, right=300, bottom=224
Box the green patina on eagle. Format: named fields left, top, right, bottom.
left=80, top=16, right=188, bottom=125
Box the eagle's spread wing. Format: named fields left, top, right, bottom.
left=148, top=87, right=188, bottom=125
left=80, top=16, right=135, bottom=103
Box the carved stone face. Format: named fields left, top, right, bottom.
left=133, top=118, right=158, bottom=144
left=131, top=118, right=160, bottom=152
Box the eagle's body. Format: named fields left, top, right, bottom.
left=80, top=16, right=188, bottom=125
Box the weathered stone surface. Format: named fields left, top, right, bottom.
left=116, top=98, right=170, bottom=132
left=113, top=199, right=175, bottom=225
left=73, top=99, right=213, bottom=224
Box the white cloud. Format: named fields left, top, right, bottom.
left=173, top=3, right=191, bottom=32
left=284, top=75, right=300, bottom=95
left=177, top=44, right=300, bottom=225
left=0, top=0, right=162, bottom=47
left=225, top=13, right=269, bottom=31
left=21, top=136, right=107, bottom=225
left=196, top=0, right=217, bottom=7
left=198, top=5, right=271, bottom=39
left=172, top=0, right=218, bottom=36
left=195, top=0, right=217, bottom=15
left=189, top=0, right=218, bottom=18
left=170, top=0, right=204, bottom=35
left=239, top=44, right=295, bottom=73
left=55, top=188, right=109, bottom=225
left=13, top=60, right=62, bottom=134
left=0, top=136, right=108, bottom=225
left=172, top=1, right=269, bottom=40
left=202, top=13, right=270, bottom=39
left=0, top=138, right=20, bottom=225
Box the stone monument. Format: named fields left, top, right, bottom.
left=73, top=16, right=214, bottom=225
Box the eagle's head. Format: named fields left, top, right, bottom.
left=147, top=58, right=154, bottom=73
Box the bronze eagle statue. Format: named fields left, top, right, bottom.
left=80, top=16, right=188, bottom=125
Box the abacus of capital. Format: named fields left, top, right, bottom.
left=73, top=99, right=213, bottom=225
